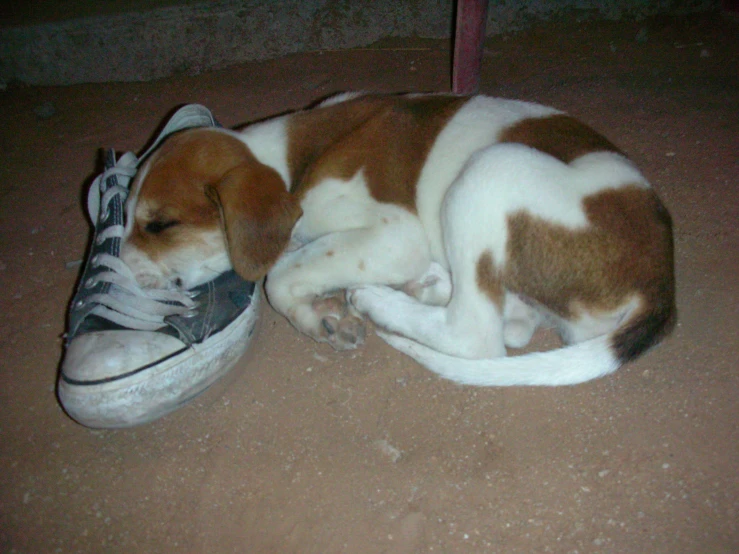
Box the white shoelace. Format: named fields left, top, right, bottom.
left=79, top=154, right=196, bottom=332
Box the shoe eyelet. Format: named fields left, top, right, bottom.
left=186, top=290, right=201, bottom=299
left=181, top=309, right=198, bottom=319
left=84, top=277, right=97, bottom=288
left=91, top=255, right=100, bottom=266
left=75, top=299, right=86, bottom=309
left=95, top=235, right=106, bottom=245
left=100, top=208, right=111, bottom=223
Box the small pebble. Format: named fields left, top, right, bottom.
left=375, top=439, right=402, bottom=463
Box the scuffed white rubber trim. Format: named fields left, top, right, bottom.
left=59, top=289, right=261, bottom=428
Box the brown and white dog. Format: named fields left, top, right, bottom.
left=121, top=93, right=676, bottom=386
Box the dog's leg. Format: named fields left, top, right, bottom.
left=350, top=189, right=507, bottom=359
left=266, top=213, right=431, bottom=350
left=502, top=292, right=543, bottom=348
left=351, top=261, right=506, bottom=359
left=352, top=143, right=565, bottom=360
left=401, top=262, right=453, bottom=306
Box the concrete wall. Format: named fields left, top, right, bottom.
left=0, top=0, right=719, bottom=86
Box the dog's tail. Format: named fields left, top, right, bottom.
left=379, top=297, right=676, bottom=387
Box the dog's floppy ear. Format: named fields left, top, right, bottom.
left=206, top=164, right=302, bottom=281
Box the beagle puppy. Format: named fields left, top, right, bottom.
left=121, top=93, right=676, bottom=386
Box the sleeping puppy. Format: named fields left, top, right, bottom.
left=121, top=93, right=676, bottom=386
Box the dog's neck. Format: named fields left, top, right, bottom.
left=238, top=96, right=394, bottom=195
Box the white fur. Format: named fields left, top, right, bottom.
left=236, top=119, right=291, bottom=188
left=377, top=332, right=620, bottom=386
left=318, top=92, right=366, bottom=107
left=121, top=227, right=229, bottom=289
left=292, top=170, right=386, bottom=241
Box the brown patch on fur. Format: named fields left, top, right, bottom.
left=131, top=128, right=301, bottom=280
left=502, top=185, right=676, bottom=361
left=476, top=250, right=504, bottom=309
left=358, top=261, right=366, bottom=271
left=326, top=250, right=335, bottom=257
left=498, top=114, right=625, bottom=163
left=287, top=94, right=469, bottom=211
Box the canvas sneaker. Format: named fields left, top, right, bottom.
left=58, top=105, right=261, bottom=428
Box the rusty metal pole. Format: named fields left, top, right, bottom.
left=452, top=0, right=489, bottom=95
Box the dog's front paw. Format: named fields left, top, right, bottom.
left=322, top=314, right=366, bottom=351
left=312, top=292, right=366, bottom=351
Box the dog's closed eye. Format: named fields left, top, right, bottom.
left=144, top=220, right=180, bottom=234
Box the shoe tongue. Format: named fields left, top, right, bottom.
left=138, top=104, right=219, bottom=162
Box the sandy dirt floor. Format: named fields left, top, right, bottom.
left=1, top=13, right=737, bottom=554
